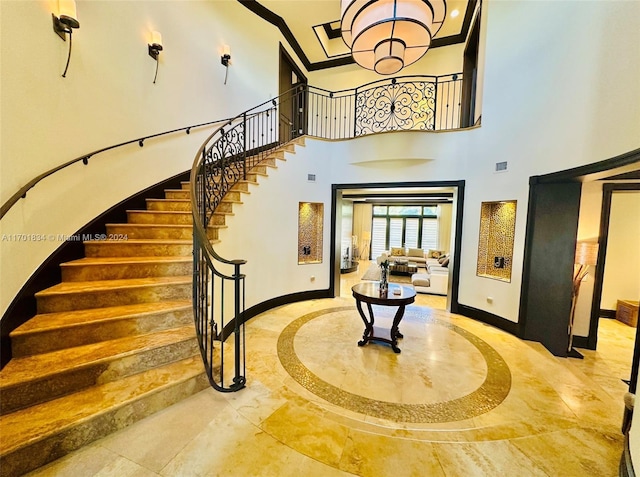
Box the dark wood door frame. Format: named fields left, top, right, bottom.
left=330, top=181, right=465, bottom=314
left=518, top=148, right=640, bottom=358
left=519, top=180, right=582, bottom=357
left=461, top=11, right=480, bottom=128
left=279, top=44, right=308, bottom=142
left=589, top=184, right=640, bottom=384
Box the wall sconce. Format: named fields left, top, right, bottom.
left=52, top=0, right=80, bottom=78
left=221, top=45, right=231, bottom=84
left=148, top=31, right=163, bottom=84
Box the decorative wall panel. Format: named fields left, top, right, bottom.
left=477, top=201, right=517, bottom=282
left=298, top=202, right=324, bottom=264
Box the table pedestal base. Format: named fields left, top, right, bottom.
left=355, top=301, right=405, bottom=353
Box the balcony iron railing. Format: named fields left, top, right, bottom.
left=189, top=73, right=465, bottom=391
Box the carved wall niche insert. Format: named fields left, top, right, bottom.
left=477, top=200, right=517, bottom=282
left=298, top=202, right=324, bottom=264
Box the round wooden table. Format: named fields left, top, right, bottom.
left=351, top=282, right=416, bottom=353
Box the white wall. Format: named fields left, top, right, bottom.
left=0, top=0, right=287, bottom=316
left=213, top=145, right=333, bottom=305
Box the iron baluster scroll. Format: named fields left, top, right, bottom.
left=355, top=77, right=437, bottom=136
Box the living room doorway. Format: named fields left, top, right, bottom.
left=330, top=181, right=465, bottom=313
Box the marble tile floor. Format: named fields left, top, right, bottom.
left=23, top=276, right=635, bottom=476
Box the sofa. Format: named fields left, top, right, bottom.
left=411, top=265, right=449, bottom=295
left=384, top=247, right=451, bottom=295
left=386, top=247, right=450, bottom=267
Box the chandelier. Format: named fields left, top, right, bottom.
left=341, top=0, right=447, bottom=75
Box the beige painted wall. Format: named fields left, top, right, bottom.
left=352, top=203, right=372, bottom=260
left=438, top=203, right=453, bottom=253
left=602, top=192, right=640, bottom=310
left=0, top=0, right=287, bottom=315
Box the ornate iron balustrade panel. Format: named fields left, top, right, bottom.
left=355, top=77, right=437, bottom=136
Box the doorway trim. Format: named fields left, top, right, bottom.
left=330, top=180, right=465, bottom=313
left=588, top=183, right=640, bottom=348
left=518, top=147, right=640, bottom=357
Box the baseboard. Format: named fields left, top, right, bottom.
left=0, top=170, right=191, bottom=370
left=571, top=335, right=594, bottom=350
left=457, top=304, right=519, bottom=336
left=601, top=309, right=617, bottom=319
left=220, top=289, right=333, bottom=339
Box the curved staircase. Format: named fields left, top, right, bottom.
left=0, top=140, right=301, bottom=476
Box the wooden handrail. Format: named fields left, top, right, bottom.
left=0, top=118, right=233, bottom=220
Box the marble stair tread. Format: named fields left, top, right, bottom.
left=62, top=256, right=192, bottom=266
left=126, top=210, right=192, bottom=215
left=12, top=301, right=191, bottom=335
left=82, top=239, right=194, bottom=257
left=145, top=199, right=192, bottom=211
left=60, top=257, right=193, bottom=282
left=0, top=325, right=196, bottom=388
left=106, top=222, right=198, bottom=229
left=146, top=198, right=190, bottom=203
left=35, top=276, right=192, bottom=297
left=105, top=223, right=224, bottom=239
left=180, top=181, right=257, bottom=192
left=125, top=212, right=193, bottom=226
left=83, top=239, right=192, bottom=245
left=0, top=356, right=206, bottom=462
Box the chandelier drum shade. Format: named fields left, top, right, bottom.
left=341, top=0, right=447, bottom=75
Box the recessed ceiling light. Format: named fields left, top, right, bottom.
left=451, top=9, right=460, bottom=18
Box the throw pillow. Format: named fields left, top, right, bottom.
left=441, top=257, right=450, bottom=267
left=408, top=248, right=424, bottom=258
left=390, top=247, right=405, bottom=256
left=428, top=249, right=444, bottom=259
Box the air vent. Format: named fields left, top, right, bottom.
left=495, top=161, right=508, bottom=173
left=307, top=174, right=316, bottom=182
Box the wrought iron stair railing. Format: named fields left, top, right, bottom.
left=189, top=73, right=465, bottom=392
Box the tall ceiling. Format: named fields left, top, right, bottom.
left=239, top=0, right=475, bottom=71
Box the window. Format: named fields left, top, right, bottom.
left=370, top=217, right=387, bottom=258
left=370, top=205, right=440, bottom=257
left=404, top=218, right=419, bottom=248
left=421, top=218, right=438, bottom=250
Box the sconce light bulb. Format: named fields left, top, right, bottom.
left=151, top=31, right=163, bottom=50
left=221, top=45, right=231, bottom=67
left=58, top=0, right=79, bottom=28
